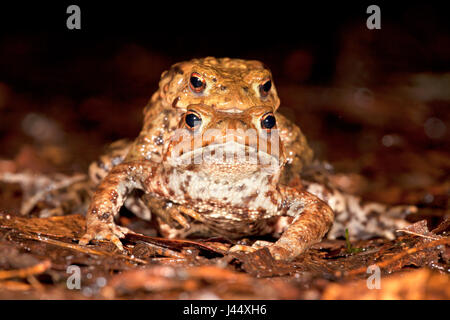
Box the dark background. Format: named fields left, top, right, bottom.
left=1, top=1, right=449, bottom=94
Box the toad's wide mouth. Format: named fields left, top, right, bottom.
left=166, top=141, right=282, bottom=175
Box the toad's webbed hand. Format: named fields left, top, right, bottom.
left=79, top=161, right=162, bottom=250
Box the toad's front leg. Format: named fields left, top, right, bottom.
left=269, top=186, right=335, bottom=261
left=79, top=161, right=162, bottom=250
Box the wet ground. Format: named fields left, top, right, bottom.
left=0, top=2, right=449, bottom=299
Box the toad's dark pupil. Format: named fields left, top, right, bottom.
left=261, top=115, right=276, bottom=129
left=186, top=113, right=201, bottom=128
left=190, top=76, right=204, bottom=88
left=262, top=80, right=272, bottom=92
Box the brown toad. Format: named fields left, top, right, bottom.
left=79, top=57, right=334, bottom=260
left=80, top=57, right=414, bottom=260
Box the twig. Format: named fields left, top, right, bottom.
left=396, top=229, right=441, bottom=241
left=0, top=260, right=51, bottom=280
left=27, top=275, right=45, bottom=291
left=0, top=281, right=32, bottom=291
left=342, top=237, right=450, bottom=277
left=18, top=232, right=148, bottom=265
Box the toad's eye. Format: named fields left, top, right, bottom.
left=259, top=79, right=272, bottom=97
left=185, top=111, right=202, bottom=129
left=189, top=72, right=206, bottom=93
left=261, top=113, right=276, bottom=129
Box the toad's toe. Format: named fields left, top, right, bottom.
left=79, top=224, right=130, bottom=251
left=267, top=245, right=292, bottom=261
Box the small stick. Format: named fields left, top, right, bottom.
left=0, top=260, right=51, bottom=280
left=19, top=232, right=148, bottom=265
left=342, top=237, right=450, bottom=277
left=27, top=275, right=45, bottom=291
left=0, top=280, right=32, bottom=291
left=396, top=229, right=441, bottom=241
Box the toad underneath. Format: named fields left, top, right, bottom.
left=79, top=57, right=411, bottom=260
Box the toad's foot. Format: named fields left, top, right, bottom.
left=267, top=242, right=298, bottom=261
left=79, top=223, right=131, bottom=251
left=80, top=161, right=158, bottom=251
left=228, top=241, right=295, bottom=261
left=266, top=186, right=334, bottom=261
left=228, top=240, right=273, bottom=254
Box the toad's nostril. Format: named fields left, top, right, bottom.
left=225, top=119, right=250, bottom=131
left=238, top=120, right=247, bottom=127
